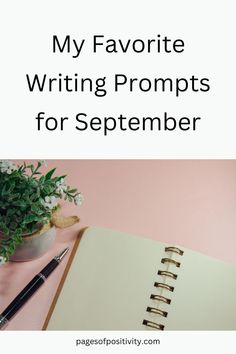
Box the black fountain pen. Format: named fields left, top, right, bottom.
left=0, top=248, right=69, bottom=330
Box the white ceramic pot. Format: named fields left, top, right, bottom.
left=10, top=226, right=56, bottom=262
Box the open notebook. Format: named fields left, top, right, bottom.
left=44, top=227, right=236, bottom=330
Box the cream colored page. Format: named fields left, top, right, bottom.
left=162, top=248, right=236, bottom=330
left=47, top=227, right=168, bottom=330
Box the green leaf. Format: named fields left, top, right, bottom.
left=23, top=214, right=40, bottom=224
left=12, top=200, right=27, bottom=208
left=45, top=168, right=56, bottom=180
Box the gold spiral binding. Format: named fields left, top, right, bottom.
left=150, top=294, right=171, bottom=304
left=161, top=258, right=181, bottom=267
left=142, top=319, right=164, bottom=330
left=146, top=307, right=168, bottom=317
left=143, top=246, right=184, bottom=330
left=165, top=246, right=184, bottom=256
left=154, top=282, right=174, bottom=292
left=158, top=270, right=178, bottom=279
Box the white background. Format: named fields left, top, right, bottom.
left=1, top=331, right=236, bottom=354
left=0, top=0, right=235, bottom=158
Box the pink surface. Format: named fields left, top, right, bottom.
left=1, top=160, right=236, bottom=330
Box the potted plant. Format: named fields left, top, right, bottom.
left=0, top=160, right=83, bottom=264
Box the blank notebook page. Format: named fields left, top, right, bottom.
left=46, top=227, right=167, bottom=330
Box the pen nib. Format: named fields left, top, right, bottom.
left=54, top=248, right=69, bottom=263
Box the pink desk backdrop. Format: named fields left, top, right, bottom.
left=1, top=160, right=236, bottom=330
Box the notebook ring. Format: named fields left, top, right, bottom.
left=158, top=270, right=178, bottom=279
left=150, top=294, right=171, bottom=304
left=146, top=307, right=168, bottom=317
left=161, top=258, right=181, bottom=267
left=142, top=319, right=164, bottom=330
left=154, top=282, right=174, bottom=292
left=165, top=246, right=184, bottom=256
